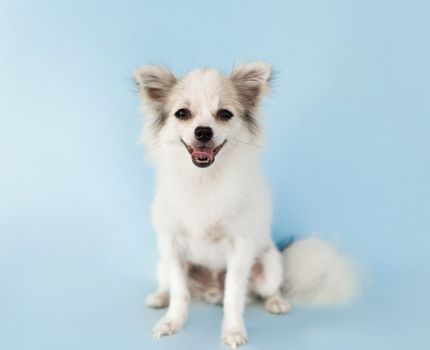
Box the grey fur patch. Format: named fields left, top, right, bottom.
left=134, top=65, right=177, bottom=133
left=230, top=62, right=272, bottom=134
left=152, top=110, right=169, bottom=133
left=205, top=222, right=225, bottom=243
left=242, top=110, right=259, bottom=134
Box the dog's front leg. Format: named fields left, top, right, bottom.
left=221, top=239, right=254, bottom=348
left=152, top=235, right=189, bottom=338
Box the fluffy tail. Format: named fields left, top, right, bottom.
left=281, top=238, right=359, bottom=305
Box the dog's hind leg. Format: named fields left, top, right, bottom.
left=146, top=261, right=169, bottom=308
left=250, top=244, right=290, bottom=314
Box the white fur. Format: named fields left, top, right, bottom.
left=134, top=62, right=357, bottom=348
left=282, top=238, right=359, bottom=305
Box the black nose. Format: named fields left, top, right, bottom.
left=194, top=126, right=213, bottom=143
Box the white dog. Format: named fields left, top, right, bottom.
left=134, top=62, right=357, bottom=348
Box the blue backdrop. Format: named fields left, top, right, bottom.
left=1, top=1, right=429, bottom=349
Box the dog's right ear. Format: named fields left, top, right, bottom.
left=134, top=65, right=177, bottom=109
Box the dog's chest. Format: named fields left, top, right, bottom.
left=171, top=176, right=240, bottom=228
left=184, top=221, right=231, bottom=269
left=158, top=168, right=249, bottom=269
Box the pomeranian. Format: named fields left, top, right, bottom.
left=134, top=62, right=357, bottom=348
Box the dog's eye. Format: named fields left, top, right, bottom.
left=174, top=108, right=191, bottom=120
left=216, top=109, right=233, bottom=121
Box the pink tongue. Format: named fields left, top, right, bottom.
left=192, top=147, right=214, bottom=160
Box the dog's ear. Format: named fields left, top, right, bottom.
left=230, top=61, right=272, bottom=110
left=134, top=65, right=177, bottom=109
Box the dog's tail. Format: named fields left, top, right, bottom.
left=281, top=237, right=359, bottom=305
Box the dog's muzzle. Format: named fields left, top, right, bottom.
left=181, top=139, right=227, bottom=168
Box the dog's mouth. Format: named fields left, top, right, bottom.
left=181, top=140, right=227, bottom=168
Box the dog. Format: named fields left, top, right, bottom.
left=134, top=62, right=358, bottom=348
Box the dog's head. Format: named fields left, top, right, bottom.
left=134, top=62, right=272, bottom=169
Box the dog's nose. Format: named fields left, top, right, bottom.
left=194, top=126, right=213, bottom=143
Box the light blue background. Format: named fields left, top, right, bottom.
left=1, top=1, right=429, bottom=349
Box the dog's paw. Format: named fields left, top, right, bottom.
left=221, top=328, right=247, bottom=348
left=264, top=295, right=290, bottom=314
left=152, top=317, right=183, bottom=338
left=146, top=292, right=169, bottom=308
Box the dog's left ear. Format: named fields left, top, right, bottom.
left=230, top=61, right=272, bottom=110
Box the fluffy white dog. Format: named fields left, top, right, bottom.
left=134, top=62, right=357, bottom=348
